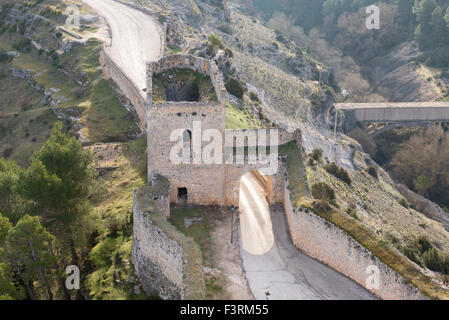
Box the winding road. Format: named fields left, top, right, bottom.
left=239, top=172, right=375, bottom=300
left=82, top=0, right=163, bottom=94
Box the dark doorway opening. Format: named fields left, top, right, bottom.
left=177, top=187, right=188, bottom=203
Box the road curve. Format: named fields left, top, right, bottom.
left=239, top=172, right=375, bottom=300
left=82, top=0, right=163, bottom=93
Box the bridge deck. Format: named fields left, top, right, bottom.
left=335, top=102, right=449, bottom=110
left=335, top=102, right=449, bottom=123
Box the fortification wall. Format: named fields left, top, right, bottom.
left=132, top=184, right=206, bottom=300
left=147, top=54, right=227, bottom=104
left=101, top=48, right=147, bottom=132
left=132, top=189, right=183, bottom=299
left=224, top=128, right=298, bottom=147
left=283, top=183, right=426, bottom=300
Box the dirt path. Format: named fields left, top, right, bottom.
left=206, top=207, right=254, bottom=300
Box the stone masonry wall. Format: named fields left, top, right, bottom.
left=132, top=185, right=206, bottom=300
left=101, top=48, right=147, bottom=132
left=283, top=182, right=427, bottom=300
left=132, top=189, right=184, bottom=299
left=147, top=54, right=227, bottom=105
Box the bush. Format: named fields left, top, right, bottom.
left=401, top=243, right=422, bottom=267
left=1, top=144, right=13, bottom=158
left=248, top=91, right=260, bottom=104
left=208, top=35, right=223, bottom=48
left=417, top=236, right=432, bottom=254
left=224, top=48, right=233, bottom=58
left=0, top=51, right=8, bottom=62
left=423, top=248, right=445, bottom=273
left=366, top=166, right=378, bottom=179
left=324, top=162, right=352, bottom=185
left=13, top=39, right=32, bottom=53
left=312, top=200, right=331, bottom=212
left=71, top=87, right=85, bottom=99
left=225, top=77, right=244, bottom=99
left=398, top=198, right=409, bottom=209
left=311, top=182, right=335, bottom=203
left=311, top=148, right=323, bottom=161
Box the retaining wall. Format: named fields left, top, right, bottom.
left=283, top=182, right=427, bottom=300
left=101, top=48, right=147, bottom=132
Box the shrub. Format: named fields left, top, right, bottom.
left=312, top=200, right=331, bottom=212
left=1, top=144, right=13, bottom=158
left=71, top=87, right=85, bottom=99
left=13, top=39, right=31, bottom=53
left=311, top=148, right=323, bottom=161
left=224, top=48, right=233, bottom=58
left=324, top=162, right=351, bottom=185
left=225, top=77, right=244, bottom=99
left=423, top=248, right=444, bottom=273
left=311, top=182, right=335, bottom=203
left=208, top=35, right=223, bottom=48
left=249, top=91, right=260, bottom=104
left=366, top=166, right=378, bottom=179
left=401, top=243, right=423, bottom=266
left=398, top=198, right=410, bottom=209
left=0, top=51, right=8, bottom=62
left=417, top=236, right=432, bottom=254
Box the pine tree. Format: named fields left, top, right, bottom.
left=8, top=215, right=56, bottom=300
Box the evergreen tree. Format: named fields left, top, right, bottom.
left=8, top=215, right=56, bottom=300
left=20, top=123, right=97, bottom=258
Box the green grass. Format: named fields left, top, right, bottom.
left=279, top=140, right=309, bottom=203
left=170, top=207, right=209, bottom=256
left=80, top=79, right=139, bottom=143
left=225, top=102, right=262, bottom=129
left=86, top=137, right=149, bottom=299
left=4, top=36, right=139, bottom=148
left=86, top=233, right=148, bottom=300
left=169, top=206, right=224, bottom=298
left=167, top=45, right=182, bottom=55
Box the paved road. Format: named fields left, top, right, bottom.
left=82, top=0, right=163, bottom=94
left=239, top=172, right=375, bottom=300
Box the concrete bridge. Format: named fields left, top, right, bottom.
left=334, top=102, right=449, bottom=134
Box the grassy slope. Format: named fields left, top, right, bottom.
left=86, top=137, right=150, bottom=300
left=170, top=207, right=225, bottom=299
left=282, top=141, right=449, bottom=299
left=0, top=1, right=147, bottom=299
left=225, top=102, right=261, bottom=129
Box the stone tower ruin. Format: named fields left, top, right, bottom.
left=146, top=54, right=301, bottom=207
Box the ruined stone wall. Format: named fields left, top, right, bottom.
left=147, top=102, right=227, bottom=205
left=132, top=189, right=184, bottom=299
left=101, top=48, right=147, bottom=132
left=224, top=128, right=298, bottom=147
left=283, top=182, right=427, bottom=300
left=147, top=55, right=227, bottom=104
left=132, top=185, right=206, bottom=300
